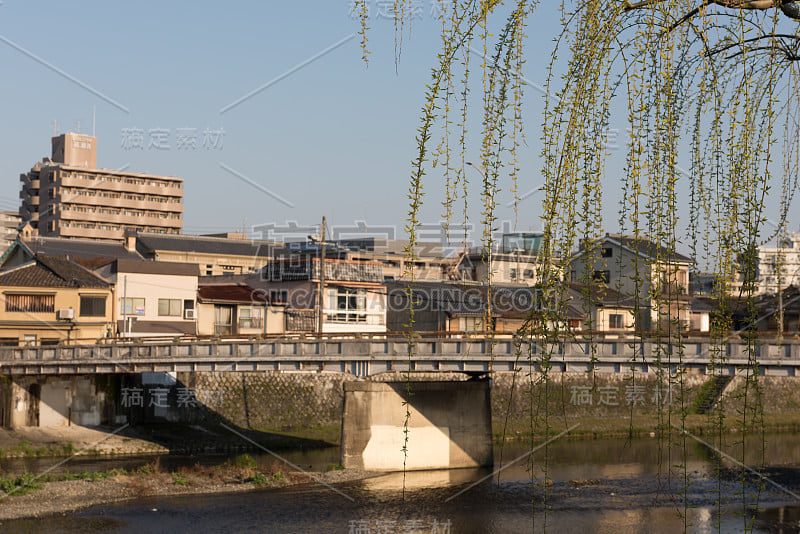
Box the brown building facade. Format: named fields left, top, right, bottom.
left=19, top=133, right=183, bottom=242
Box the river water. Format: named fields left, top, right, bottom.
left=5, top=433, right=800, bottom=533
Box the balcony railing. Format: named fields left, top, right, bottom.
left=323, top=309, right=385, bottom=326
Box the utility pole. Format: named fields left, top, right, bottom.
left=123, top=275, right=128, bottom=338
left=318, top=216, right=326, bottom=335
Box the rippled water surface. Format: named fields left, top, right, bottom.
left=5, top=434, right=800, bottom=533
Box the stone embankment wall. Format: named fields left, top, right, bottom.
left=164, top=371, right=717, bottom=431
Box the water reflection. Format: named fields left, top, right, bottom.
left=3, top=433, right=800, bottom=533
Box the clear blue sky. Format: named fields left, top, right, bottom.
left=0, top=1, right=791, bottom=252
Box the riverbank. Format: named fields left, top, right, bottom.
left=0, top=454, right=374, bottom=521
left=0, top=426, right=168, bottom=458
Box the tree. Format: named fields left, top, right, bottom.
left=357, top=2, right=797, bottom=529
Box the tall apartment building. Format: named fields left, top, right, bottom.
left=19, top=133, right=183, bottom=242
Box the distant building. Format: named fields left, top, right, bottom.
left=133, top=231, right=283, bottom=275
left=258, top=256, right=387, bottom=334
left=328, top=237, right=452, bottom=281
left=567, top=283, right=637, bottom=335
left=0, top=254, right=113, bottom=345
left=757, top=232, right=800, bottom=294
left=197, top=284, right=285, bottom=336
left=0, top=235, right=143, bottom=271
left=457, top=232, right=549, bottom=285
left=569, top=233, right=694, bottom=331
left=94, top=259, right=199, bottom=338
left=0, top=211, right=20, bottom=255
left=19, top=133, right=183, bottom=242
left=386, top=280, right=585, bottom=335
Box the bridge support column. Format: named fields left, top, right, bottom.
left=0, top=377, right=31, bottom=429
left=0, top=375, right=115, bottom=429
left=341, top=380, right=493, bottom=471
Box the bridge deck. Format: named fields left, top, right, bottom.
left=0, top=337, right=798, bottom=377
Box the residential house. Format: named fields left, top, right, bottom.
left=336, top=238, right=453, bottom=281
left=258, top=256, right=387, bottom=334
left=94, top=259, right=199, bottom=337
left=757, top=232, right=800, bottom=294
left=567, top=283, right=637, bottom=335
left=386, top=280, right=584, bottom=335
left=0, top=235, right=143, bottom=271
left=457, top=233, right=553, bottom=285
left=688, top=296, right=712, bottom=333
left=569, top=233, right=693, bottom=332
left=0, top=254, right=113, bottom=345
left=133, top=231, right=286, bottom=276
left=197, top=284, right=285, bottom=336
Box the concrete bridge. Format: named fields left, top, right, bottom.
left=2, top=336, right=800, bottom=377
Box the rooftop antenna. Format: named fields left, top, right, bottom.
left=75, top=120, right=81, bottom=134
left=51, top=119, right=58, bottom=136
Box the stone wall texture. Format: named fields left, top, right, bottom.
left=168, top=370, right=714, bottom=431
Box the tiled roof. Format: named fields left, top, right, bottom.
left=568, top=283, right=638, bottom=308
left=23, top=237, right=143, bottom=263
left=0, top=255, right=109, bottom=288
left=136, top=232, right=284, bottom=259
left=606, top=234, right=694, bottom=263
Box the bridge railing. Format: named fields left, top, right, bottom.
left=1, top=336, right=799, bottom=364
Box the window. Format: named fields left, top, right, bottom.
left=80, top=296, right=106, bottom=317
left=331, top=287, right=367, bottom=323
left=269, top=290, right=288, bottom=304
left=509, top=268, right=518, bottom=280
left=120, top=297, right=145, bottom=315
left=524, top=269, right=534, bottom=279
left=238, top=307, right=263, bottom=329
left=6, top=293, right=55, bottom=313
left=158, top=299, right=182, bottom=316
left=609, top=314, right=624, bottom=329
left=602, top=247, right=613, bottom=258
left=592, top=270, right=610, bottom=283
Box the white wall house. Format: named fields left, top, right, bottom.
left=758, top=232, right=800, bottom=294
left=95, top=259, right=199, bottom=337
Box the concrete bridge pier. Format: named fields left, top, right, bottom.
left=0, top=375, right=115, bottom=429
left=341, top=379, right=493, bottom=471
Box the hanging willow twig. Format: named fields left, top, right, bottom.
left=362, top=0, right=800, bottom=529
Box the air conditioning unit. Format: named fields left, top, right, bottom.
left=184, top=309, right=197, bottom=320
left=57, top=308, right=75, bottom=320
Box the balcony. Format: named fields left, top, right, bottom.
left=60, top=174, right=183, bottom=197
left=57, top=192, right=184, bottom=213
left=60, top=208, right=181, bottom=228
left=59, top=225, right=124, bottom=240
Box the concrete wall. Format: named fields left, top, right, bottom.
left=341, top=380, right=493, bottom=471
left=97, top=270, right=197, bottom=323
left=0, top=375, right=115, bottom=428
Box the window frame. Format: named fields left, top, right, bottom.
left=120, top=297, right=146, bottom=315
left=79, top=295, right=107, bottom=317
left=158, top=298, right=182, bottom=317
